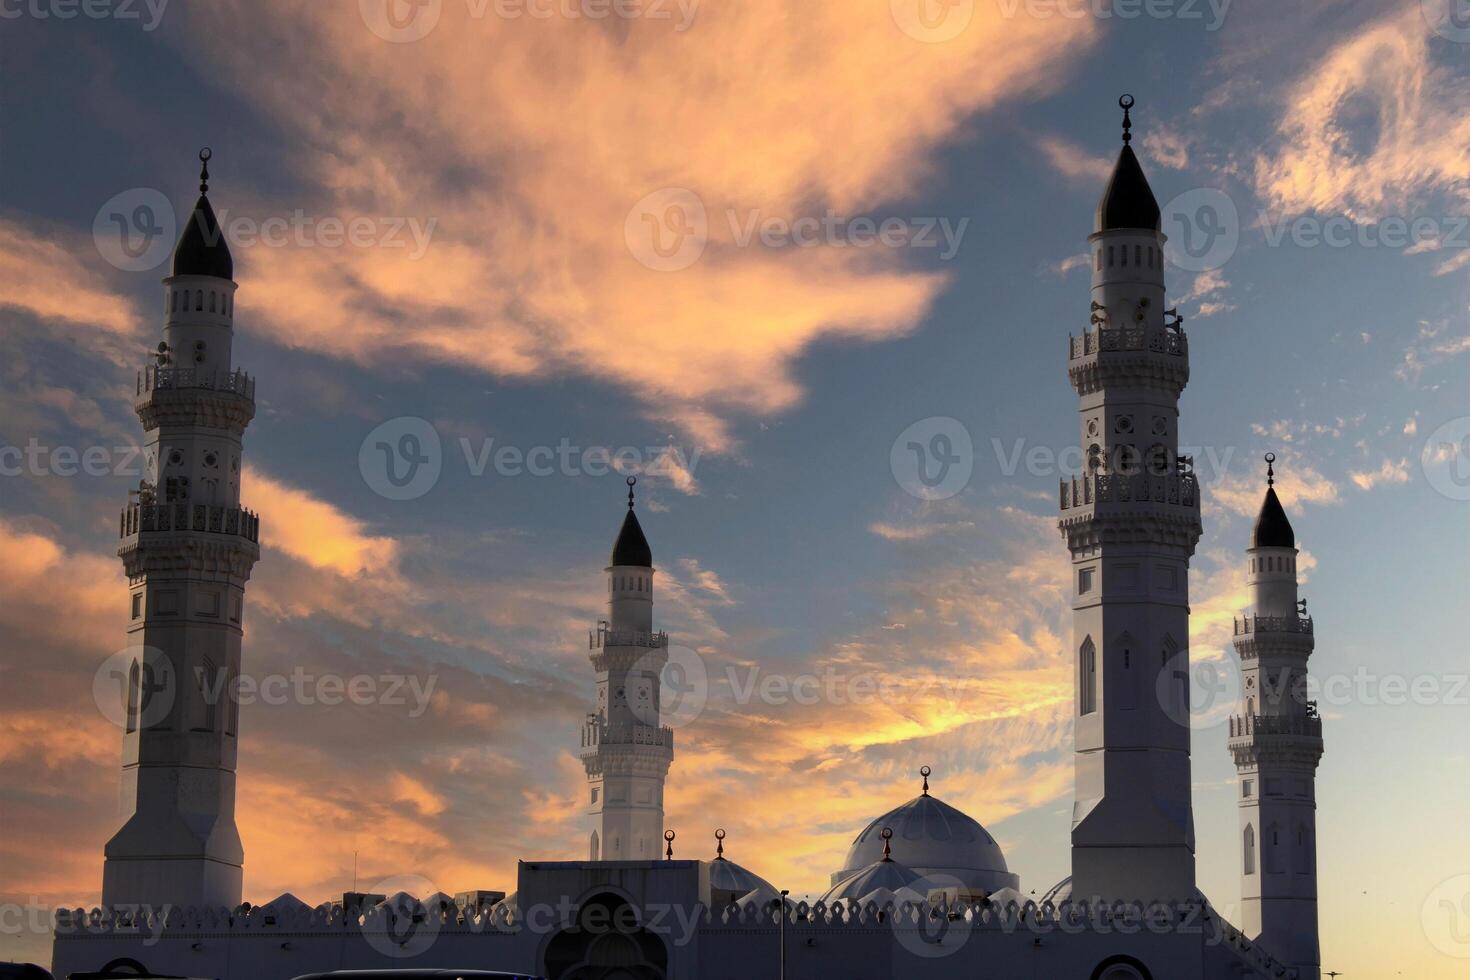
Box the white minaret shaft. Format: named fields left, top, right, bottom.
left=1231, top=458, right=1322, bottom=979
left=103, top=150, right=259, bottom=911
left=1061, top=97, right=1201, bottom=902
left=581, top=478, right=673, bottom=861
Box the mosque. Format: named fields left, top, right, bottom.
left=50, top=100, right=1325, bottom=979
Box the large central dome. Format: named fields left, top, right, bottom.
left=833, top=791, right=1019, bottom=894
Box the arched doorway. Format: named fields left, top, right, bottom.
left=542, top=892, right=668, bottom=980
left=1090, top=954, right=1153, bottom=980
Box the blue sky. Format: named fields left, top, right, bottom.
left=1, top=0, right=1468, bottom=974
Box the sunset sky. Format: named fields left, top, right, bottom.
left=2, top=0, right=1469, bottom=975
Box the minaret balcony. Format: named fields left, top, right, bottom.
left=1234, top=614, right=1313, bottom=636
left=1059, top=472, right=1199, bottom=511
left=120, top=502, right=260, bottom=543
left=136, top=365, right=255, bottom=400
left=589, top=627, right=669, bottom=650
left=1228, top=712, right=1322, bottom=740
left=581, top=720, right=675, bottom=751
left=1068, top=325, right=1187, bottom=359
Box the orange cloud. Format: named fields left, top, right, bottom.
left=0, top=219, right=138, bottom=337
left=1253, top=7, right=1470, bottom=221
left=242, top=466, right=399, bottom=577
left=166, top=1, right=1097, bottom=451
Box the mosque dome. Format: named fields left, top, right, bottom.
left=710, top=857, right=774, bottom=896
left=832, top=773, right=1018, bottom=894
left=819, top=856, right=926, bottom=906
left=1040, top=876, right=1072, bottom=905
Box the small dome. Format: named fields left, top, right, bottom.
left=710, top=857, right=776, bottom=901
left=834, top=793, right=1016, bottom=894
left=1040, top=875, right=1072, bottom=905
left=1096, top=144, right=1160, bottom=233
left=1252, top=486, right=1295, bottom=549
left=819, top=858, right=925, bottom=906
left=611, top=508, right=653, bottom=567
left=173, top=193, right=234, bottom=279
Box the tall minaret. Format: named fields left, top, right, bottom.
left=581, top=478, right=674, bottom=861
left=103, top=150, right=259, bottom=910
left=1060, top=97, right=1202, bottom=901
left=1230, top=456, right=1322, bottom=979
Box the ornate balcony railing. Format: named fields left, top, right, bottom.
left=1228, top=713, right=1322, bottom=739
left=120, top=502, right=260, bottom=543
left=1069, top=326, right=1188, bottom=360
left=1059, top=472, right=1199, bottom=511
left=136, top=366, right=254, bottom=399
left=1234, top=614, right=1314, bottom=636
left=581, top=716, right=674, bottom=751
left=590, top=627, right=669, bottom=650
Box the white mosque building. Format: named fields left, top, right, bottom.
left=50, top=100, right=1325, bottom=980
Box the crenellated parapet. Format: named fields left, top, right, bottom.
left=52, top=896, right=1296, bottom=980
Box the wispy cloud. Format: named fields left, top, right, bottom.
left=1253, top=7, right=1470, bottom=221
left=1034, top=134, right=1114, bottom=184
left=165, top=1, right=1098, bottom=453
left=1349, top=457, right=1411, bottom=490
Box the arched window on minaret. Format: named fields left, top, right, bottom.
left=1079, top=637, right=1097, bottom=715
left=125, top=661, right=141, bottom=733
left=589, top=831, right=600, bottom=861
left=1265, top=823, right=1281, bottom=873
left=196, top=659, right=218, bottom=733
left=1243, top=824, right=1256, bottom=875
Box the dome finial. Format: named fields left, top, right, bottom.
left=1119, top=94, right=1135, bottom=144
left=198, top=147, right=212, bottom=194
left=920, top=765, right=931, bottom=797
left=627, top=475, right=637, bottom=510
left=1265, top=452, right=1276, bottom=488
left=880, top=827, right=893, bottom=863
left=714, top=827, right=726, bottom=860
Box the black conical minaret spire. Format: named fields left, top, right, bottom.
left=1095, top=95, right=1161, bottom=233
left=172, top=147, right=234, bottom=279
